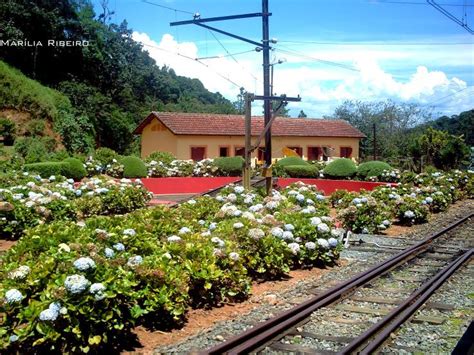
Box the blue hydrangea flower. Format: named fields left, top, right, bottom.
left=211, top=237, right=225, bottom=248
left=234, top=186, right=245, bottom=194
left=328, top=238, right=338, bottom=248
left=167, top=235, right=182, bottom=242
left=229, top=252, right=240, bottom=261
left=317, top=223, right=330, bottom=233
left=178, top=227, right=191, bottom=235
left=74, top=188, right=82, bottom=196
left=310, top=217, right=322, bottom=226
left=123, top=228, right=136, bottom=236
left=271, top=227, right=284, bottom=238
left=9, top=335, right=19, bottom=342
left=233, top=222, right=244, bottom=229
left=104, top=248, right=115, bottom=258
left=127, top=255, right=143, bottom=267
left=209, top=222, right=217, bottom=231
left=282, top=231, right=294, bottom=240
left=89, top=283, right=106, bottom=301
left=64, top=274, right=90, bottom=294
left=73, top=257, right=96, bottom=271
left=316, top=194, right=325, bottom=201
left=5, top=289, right=24, bottom=304
left=39, top=308, right=58, bottom=322
left=296, top=194, right=305, bottom=202
left=113, top=243, right=125, bottom=251
left=248, top=228, right=265, bottom=240
left=305, top=241, right=316, bottom=250
left=284, top=224, right=295, bottom=231
left=425, top=197, right=433, bottom=204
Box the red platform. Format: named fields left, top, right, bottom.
left=277, top=178, right=395, bottom=195
left=141, top=177, right=240, bottom=195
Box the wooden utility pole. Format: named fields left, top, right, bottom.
left=243, top=93, right=253, bottom=190
left=373, top=123, right=377, bottom=160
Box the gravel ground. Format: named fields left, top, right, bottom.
left=154, top=200, right=474, bottom=354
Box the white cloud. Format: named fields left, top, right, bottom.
left=132, top=32, right=473, bottom=117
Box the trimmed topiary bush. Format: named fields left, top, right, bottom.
left=357, top=161, right=392, bottom=179
left=284, top=165, right=318, bottom=178
left=275, top=156, right=309, bottom=167
left=62, top=157, right=87, bottom=181
left=214, top=156, right=244, bottom=176
left=24, top=161, right=67, bottom=177
left=121, top=156, right=147, bottom=178
left=323, top=158, right=357, bottom=179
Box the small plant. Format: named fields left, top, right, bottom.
left=121, top=156, right=147, bottom=178
left=62, top=157, right=87, bottom=181
left=214, top=156, right=244, bottom=176
left=323, top=158, right=357, bottom=179
left=94, top=147, right=119, bottom=165
left=284, top=165, right=318, bottom=178
left=357, top=161, right=392, bottom=179
left=0, top=117, right=16, bottom=145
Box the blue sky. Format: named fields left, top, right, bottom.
left=93, top=0, right=473, bottom=118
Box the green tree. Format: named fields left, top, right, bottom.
left=297, top=110, right=307, bottom=118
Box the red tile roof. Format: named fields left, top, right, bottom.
left=133, top=112, right=365, bottom=138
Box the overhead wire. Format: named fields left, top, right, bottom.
left=139, top=42, right=244, bottom=89
left=273, top=44, right=360, bottom=72
left=373, top=0, right=474, bottom=6
left=422, top=85, right=474, bottom=106
left=278, top=40, right=473, bottom=45
left=141, top=0, right=194, bottom=15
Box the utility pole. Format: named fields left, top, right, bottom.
left=170, top=1, right=300, bottom=195
left=373, top=123, right=377, bottom=161
left=262, top=0, right=273, bottom=194
left=243, top=93, right=253, bottom=190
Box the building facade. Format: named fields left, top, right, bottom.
left=134, top=112, right=365, bottom=161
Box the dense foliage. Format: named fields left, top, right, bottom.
left=0, top=182, right=342, bottom=352
left=357, top=161, right=392, bottom=179
left=323, top=158, right=357, bottom=178
left=0, top=0, right=236, bottom=154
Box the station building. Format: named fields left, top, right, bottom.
left=134, top=112, right=365, bottom=161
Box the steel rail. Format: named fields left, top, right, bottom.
left=202, top=212, right=473, bottom=354
left=359, top=248, right=473, bottom=354
left=338, top=249, right=474, bottom=354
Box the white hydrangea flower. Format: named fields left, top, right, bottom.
left=179, top=227, right=191, bottom=235
left=89, top=283, right=106, bottom=301
left=187, top=199, right=196, bottom=204
left=5, top=289, right=24, bottom=304
left=305, top=241, right=316, bottom=250
left=234, top=186, right=245, bottom=194
left=127, top=255, right=143, bottom=267
left=317, top=223, right=330, bottom=233
left=287, top=242, right=301, bottom=255
left=425, top=197, right=433, bottom=204
left=211, top=237, right=225, bottom=248
left=113, top=243, right=125, bottom=251
left=201, top=231, right=211, bottom=237
left=9, top=335, right=19, bottom=343
left=284, top=223, right=295, bottom=231
left=64, top=274, right=90, bottom=294
left=73, top=257, right=96, bottom=271
left=265, top=201, right=279, bottom=210
left=316, top=194, right=325, bottom=201
left=242, top=211, right=255, bottom=220
left=404, top=210, right=415, bottom=219
left=382, top=219, right=391, bottom=227
left=216, top=195, right=225, bottom=202
left=233, top=222, right=244, bottom=229
left=301, top=206, right=316, bottom=214
left=248, top=228, right=265, bottom=240
left=233, top=209, right=242, bottom=217
left=282, top=231, right=294, bottom=240
left=104, top=248, right=115, bottom=258
left=310, top=217, right=322, bottom=226
left=296, top=193, right=305, bottom=202
left=317, top=238, right=329, bottom=249
left=39, top=308, right=59, bottom=322
left=8, top=265, right=31, bottom=280
left=198, top=219, right=206, bottom=225
left=123, top=228, right=136, bottom=236
left=362, top=227, right=369, bottom=234
left=229, top=252, right=240, bottom=261
left=270, top=227, right=284, bottom=238
left=168, top=235, right=182, bottom=242
left=249, top=203, right=264, bottom=213
left=306, top=198, right=315, bottom=205
left=226, top=193, right=237, bottom=202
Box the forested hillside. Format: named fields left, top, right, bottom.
left=0, top=0, right=236, bottom=154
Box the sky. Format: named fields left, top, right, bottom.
left=93, top=0, right=473, bottom=118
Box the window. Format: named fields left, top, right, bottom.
left=234, top=146, right=245, bottom=157
left=219, top=146, right=229, bottom=157
left=307, top=147, right=323, bottom=161
left=190, top=146, right=206, bottom=161
left=287, top=146, right=303, bottom=157
left=340, top=147, right=353, bottom=158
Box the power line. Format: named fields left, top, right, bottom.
left=206, top=30, right=260, bottom=82
left=373, top=0, right=474, bottom=6
left=427, top=0, right=474, bottom=34
left=278, top=40, right=473, bottom=45
left=139, top=42, right=244, bottom=89
left=274, top=45, right=360, bottom=72
left=141, top=0, right=194, bottom=15
left=423, top=85, right=474, bottom=106
left=196, top=49, right=256, bottom=60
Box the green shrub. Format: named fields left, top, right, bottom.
left=62, top=157, right=87, bottom=181
left=146, top=151, right=176, bottom=164
left=284, top=165, right=318, bottom=178
left=275, top=156, right=309, bottom=167
left=0, top=117, right=16, bottom=145
left=323, top=158, right=357, bottom=179
left=357, top=161, right=392, bottom=179
left=24, top=161, right=67, bottom=177
left=121, top=156, right=147, bottom=178
left=214, top=156, right=244, bottom=176
left=94, top=147, right=120, bottom=165
left=26, top=119, right=46, bottom=137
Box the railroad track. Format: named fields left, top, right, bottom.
left=202, top=212, right=474, bottom=354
